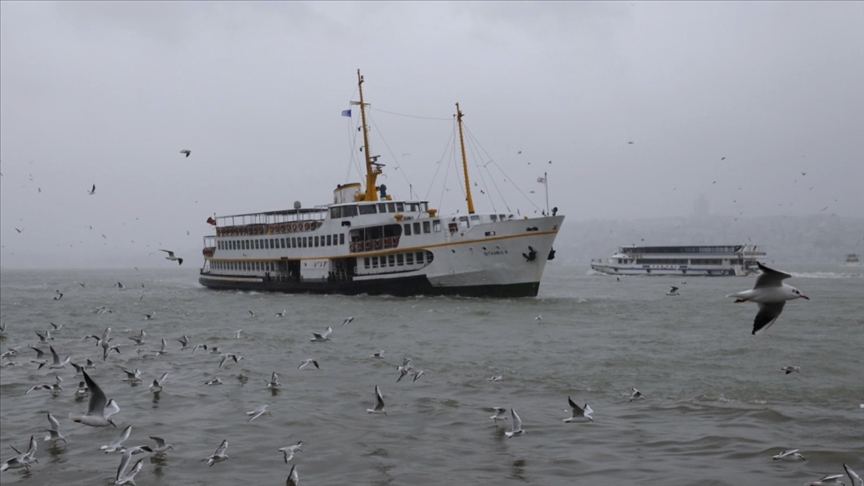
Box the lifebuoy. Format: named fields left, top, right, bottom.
left=392, top=236, right=399, bottom=247
left=365, top=240, right=372, bottom=251
left=349, top=241, right=356, bottom=252
left=374, top=239, right=382, bottom=250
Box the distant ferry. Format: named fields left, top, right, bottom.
left=590, top=245, right=766, bottom=276
left=197, top=70, right=563, bottom=297
left=845, top=253, right=861, bottom=265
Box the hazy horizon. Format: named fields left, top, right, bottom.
left=2, top=2, right=862, bottom=269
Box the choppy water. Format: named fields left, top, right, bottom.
left=1, top=263, right=862, bottom=485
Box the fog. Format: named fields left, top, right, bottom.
left=1, top=2, right=862, bottom=269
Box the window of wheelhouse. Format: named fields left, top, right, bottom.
left=404, top=224, right=412, bottom=236
left=433, top=220, right=441, bottom=232
left=342, top=205, right=358, bottom=217
left=459, top=216, right=469, bottom=229
left=423, top=221, right=431, bottom=233
left=396, top=202, right=404, bottom=212
left=330, top=206, right=342, bottom=219
left=378, top=203, right=387, bottom=213
left=359, top=204, right=376, bottom=215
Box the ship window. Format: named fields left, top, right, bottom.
left=343, top=205, right=358, bottom=217
left=281, top=238, right=286, bottom=248
left=413, top=222, right=421, bottom=234
left=254, top=240, right=260, bottom=250
left=397, top=254, right=404, bottom=265
left=427, top=251, right=434, bottom=262
left=470, top=215, right=481, bottom=224
left=359, top=204, right=377, bottom=215
left=314, top=236, right=319, bottom=247
left=433, top=220, right=441, bottom=232
left=387, top=203, right=395, bottom=213
left=396, top=202, right=404, bottom=212
left=408, top=203, right=418, bottom=212
left=459, top=216, right=469, bottom=229
left=406, top=253, right=414, bottom=265
left=378, top=203, right=387, bottom=213
left=423, top=221, right=430, bottom=233
left=416, top=252, right=424, bottom=264
left=372, top=256, right=379, bottom=269
left=330, top=207, right=342, bottom=219
left=326, top=235, right=332, bottom=246
left=303, top=237, right=308, bottom=248
left=364, top=257, right=370, bottom=268
left=269, top=238, right=275, bottom=248
left=490, top=215, right=498, bottom=222
left=388, top=255, right=395, bottom=266
left=404, top=224, right=412, bottom=236
left=339, top=234, right=345, bottom=245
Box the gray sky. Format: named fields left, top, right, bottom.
left=2, top=2, right=862, bottom=268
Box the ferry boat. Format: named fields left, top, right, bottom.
left=590, top=244, right=766, bottom=276
left=845, top=253, right=861, bottom=265
left=198, top=70, right=564, bottom=297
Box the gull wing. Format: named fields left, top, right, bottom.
left=844, top=464, right=862, bottom=486
left=159, top=249, right=175, bottom=257
left=105, top=425, right=132, bottom=450
left=150, top=436, right=166, bottom=448
left=214, top=440, right=228, bottom=456
left=375, top=385, right=385, bottom=409
left=321, top=326, right=332, bottom=338
left=49, top=345, right=60, bottom=364
left=157, top=372, right=169, bottom=386
left=103, top=399, right=120, bottom=419
left=83, top=370, right=107, bottom=416
left=287, top=464, right=298, bottom=486
left=511, top=409, right=522, bottom=432
left=670, top=286, right=678, bottom=292
left=753, top=301, right=786, bottom=335
left=753, top=262, right=791, bottom=289
left=567, top=396, right=583, bottom=415
left=29, top=346, right=45, bottom=359
left=47, top=412, right=60, bottom=431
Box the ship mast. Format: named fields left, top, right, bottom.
left=352, top=69, right=380, bottom=202
left=455, top=103, right=475, bottom=214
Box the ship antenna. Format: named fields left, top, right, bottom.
left=353, top=69, right=380, bottom=201
left=455, top=103, right=475, bottom=214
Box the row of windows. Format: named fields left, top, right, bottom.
left=363, top=252, right=432, bottom=269
left=217, top=234, right=346, bottom=251
left=403, top=221, right=436, bottom=236
left=212, top=260, right=278, bottom=272
left=331, top=202, right=428, bottom=219
left=618, top=258, right=731, bottom=265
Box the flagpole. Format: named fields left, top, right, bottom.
left=544, top=171, right=549, bottom=215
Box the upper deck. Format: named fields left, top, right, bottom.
left=617, top=245, right=765, bottom=256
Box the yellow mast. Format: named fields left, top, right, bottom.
left=352, top=69, right=380, bottom=202
left=456, top=103, right=475, bottom=214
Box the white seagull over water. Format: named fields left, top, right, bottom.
left=490, top=407, right=508, bottom=422
left=44, top=412, right=67, bottom=444
left=505, top=409, right=524, bottom=438
left=70, top=369, right=120, bottom=427
left=844, top=464, right=862, bottom=486
left=114, top=457, right=144, bottom=485
left=246, top=404, right=271, bottom=422
left=0, top=436, right=37, bottom=471
left=101, top=425, right=132, bottom=453
left=367, top=385, right=386, bottom=415
left=808, top=474, right=848, bottom=485
left=278, top=441, right=303, bottom=463
left=311, top=326, right=332, bottom=342
left=115, top=445, right=151, bottom=483
left=298, top=359, right=319, bottom=370
left=266, top=372, right=281, bottom=389
left=727, top=262, right=809, bottom=335
left=159, top=249, right=183, bottom=265
left=149, top=436, right=174, bottom=454
left=286, top=464, right=299, bottom=486
left=342, top=316, right=354, bottom=326
left=371, top=350, right=385, bottom=359
left=772, top=448, right=805, bottom=461
left=781, top=366, right=801, bottom=375
left=149, top=372, right=169, bottom=393
left=666, top=286, right=680, bottom=296
left=563, top=397, right=594, bottom=423
left=204, top=440, right=229, bottom=466
left=630, top=387, right=644, bottom=402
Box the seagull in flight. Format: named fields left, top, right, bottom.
left=311, top=326, right=332, bottom=342
left=490, top=407, right=508, bottom=423
left=505, top=409, right=523, bottom=437
left=630, top=387, right=644, bottom=402
left=727, top=262, right=809, bottom=335
left=180, top=150, right=191, bottom=157
left=278, top=442, right=303, bottom=463
left=298, top=359, right=319, bottom=370
left=246, top=404, right=271, bottom=422
left=563, top=397, right=594, bottom=423
left=367, top=385, right=386, bottom=415
left=87, top=184, right=96, bottom=195
left=666, top=286, right=680, bottom=296
left=159, top=249, right=183, bottom=265
left=70, top=369, right=120, bottom=427
left=342, top=316, right=354, bottom=326
left=772, top=449, right=805, bottom=461
left=780, top=366, right=800, bottom=375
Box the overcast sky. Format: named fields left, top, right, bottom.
left=1, top=2, right=862, bottom=268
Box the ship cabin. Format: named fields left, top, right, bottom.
left=201, top=190, right=517, bottom=284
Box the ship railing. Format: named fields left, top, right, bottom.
left=348, top=236, right=400, bottom=253
left=215, top=220, right=325, bottom=237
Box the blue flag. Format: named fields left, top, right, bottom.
left=341, top=109, right=351, bottom=117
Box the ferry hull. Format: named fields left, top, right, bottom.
left=198, top=274, right=540, bottom=297
left=590, top=263, right=753, bottom=277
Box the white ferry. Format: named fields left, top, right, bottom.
left=198, top=70, right=564, bottom=297
left=845, top=253, right=861, bottom=265
left=590, top=244, right=765, bottom=276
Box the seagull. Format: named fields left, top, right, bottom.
left=149, top=372, right=169, bottom=393
left=367, top=385, right=387, bottom=415
left=490, top=407, right=508, bottom=422
left=286, top=464, right=299, bottom=486
left=129, top=331, right=146, bottom=346
left=155, top=338, right=168, bottom=356
left=180, top=149, right=191, bottom=157
left=44, top=411, right=67, bottom=444
left=727, top=262, right=809, bottom=335
left=298, top=359, right=319, bottom=370
left=53, top=291, right=63, bottom=300
left=487, top=375, right=503, bottom=382
left=75, top=381, right=90, bottom=397
left=505, top=409, right=523, bottom=437
left=50, top=322, right=63, bottom=331
left=14, top=227, right=24, bottom=233
left=630, top=387, right=644, bottom=402
left=48, top=345, right=70, bottom=369
left=115, top=281, right=125, bottom=289
left=266, top=372, right=281, bottom=389
left=115, top=446, right=152, bottom=483
left=101, top=340, right=121, bottom=361
left=177, top=334, right=190, bottom=350
left=35, top=329, right=54, bottom=343
left=342, top=316, right=354, bottom=326
left=563, top=397, right=594, bottom=423
left=781, top=366, right=801, bottom=375
left=159, top=249, right=183, bottom=265
left=88, top=184, right=96, bottom=195
left=276, top=310, right=287, bottom=317
left=845, top=464, right=862, bottom=486
left=219, top=353, right=242, bottom=369
left=191, top=343, right=207, bottom=354
left=772, top=449, right=805, bottom=461
left=278, top=441, right=303, bottom=463
left=534, top=314, right=542, bottom=321
left=70, top=369, right=120, bottom=427
left=248, top=310, right=256, bottom=318
left=114, top=457, right=144, bottom=485
left=0, top=436, right=37, bottom=471
left=29, top=345, right=48, bottom=369
left=666, top=286, right=680, bottom=296
left=371, top=350, right=385, bottom=359
left=143, top=312, right=155, bottom=320
left=311, top=326, right=332, bottom=342
left=233, top=330, right=243, bottom=338
left=101, top=424, right=132, bottom=453
left=205, top=378, right=224, bottom=386
left=808, top=474, right=847, bottom=485
left=204, top=440, right=229, bottom=466
left=149, top=436, right=174, bottom=454
left=411, top=370, right=425, bottom=382
left=247, top=405, right=272, bottom=422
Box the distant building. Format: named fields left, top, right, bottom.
left=693, top=194, right=709, bottom=217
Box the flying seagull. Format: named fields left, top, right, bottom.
left=70, top=369, right=120, bottom=427
left=666, top=286, right=680, bottom=296
left=727, top=262, right=809, bottom=335
left=180, top=150, right=191, bottom=157
left=490, top=407, right=508, bottom=423
left=87, top=184, right=96, bottom=195
left=367, top=385, right=386, bottom=415
left=630, top=387, right=644, bottom=402
left=563, top=397, right=594, bottom=423
left=505, top=409, right=523, bottom=437
left=204, top=440, right=229, bottom=466
left=780, top=366, right=801, bottom=375
left=772, top=449, right=805, bottom=461
left=159, top=249, right=183, bottom=265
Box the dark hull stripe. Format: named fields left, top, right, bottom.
left=198, top=274, right=540, bottom=297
